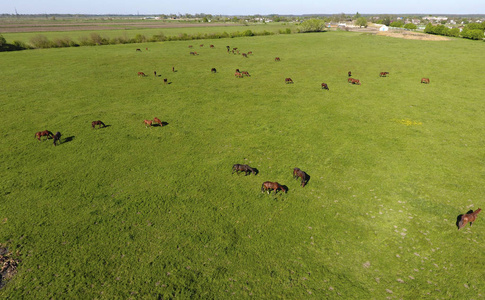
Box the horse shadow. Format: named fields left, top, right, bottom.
left=63, top=136, right=75, bottom=143
left=278, top=185, right=289, bottom=194
left=456, top=210, right=473, bottom=229
left=152, top=122, right=169, bottom=127
left=252, top=168, right=259, bottom=175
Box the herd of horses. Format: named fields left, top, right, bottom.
left=232, top=164, right=309, bottom=195
left=34, top=130, right=62, bottom=146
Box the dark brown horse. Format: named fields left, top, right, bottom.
left=321, top=83, right=329, bottom=90
left=458, top=208, right=481, bottom=230
left=211, top=68, right=217, bottom=73
left=285, top=78, right=294, bottom=84
left=261, top=181, right=287, bottom=194
left=348, top=78, right=361, bottom=85
left=348, top=71, right=352, bottom=77
left=242, top=53, right=248, bottom=58
left=136, top=48, right=141, bottom=52
left=275, top=57, right=281, bottom=62
left=421, top=78, right=430, bottom=84
left=379, top=72, right=389, bottom=77
left=92, top=120, right=106, bottom=129
left=293, top=168, right=309, bottom=187
left=52, top=131, right=61, bottom=146
left=232, top=164, right=256, bottom=176
left=35, top=130, right=53, bottom=141
left=210, top=45, right=215, bottom=48
left=189, top=51, right=198, bottom=55
left=153, top=117, right=163, bottom=126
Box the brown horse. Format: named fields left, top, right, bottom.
left=52, top=131, right=62, bottom=146
left=379, top=72, right=389, bottom=77
left=91, top=120, right=106, bottom=129
left=232, top=164, right=256, bottom=175
left=144, top=120, right=153, bottom=128
left=348, top=78, right=361, bottom=85
left=241, top=71, right=250, bottom=77
left=137, top=72, right=146, bottom=77
left=153, top=117, right=163, bottom=126
left=35, top=130, right=53, bottom=141
left=348, top=71, right=352, bottom=77
left=293, top=168, right=309, bottom=187
left=210, top=45, right=215, bottom=48
left=321, top=83, right=329, bottom=90
left=458, top=208, right=481, bottom=230
left=261, top=181, right=287, bottom=194
left=285, top=78, right=294, bottom=84
left=247, top=51, right=253, bottom=55
left=200, top=44, right=204, bottom=47
left=421, top=78, right=430, bottom=84
left=189, top=51, right=198, bottom=55
left=211, top=68, right=217, bottom=73
left=136, top=48, right=141, bottom=52
left=242, top=53, right=248, bottom=58
left=235, top=72, right=243, bottom=78
left=163, top=78, right=168, bottom=84
left=275, top=57, right=281, bottom=62
left=188, top=45, right=193, bottom=48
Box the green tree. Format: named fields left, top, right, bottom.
left=390, top=21, right=404, bottom=28
left=356, top=17, right=367, bottom=28
left=0, top=35, right=6, bottom=47
left=299, top=19, right=325, bottom=32
left=354, top=12, right=361, bottom=19
left=424, top=23, right=434, bottom=34
left=404, top=23, right=417, bottom=30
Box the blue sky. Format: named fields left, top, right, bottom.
left=2, top=0, right=484, bottom=15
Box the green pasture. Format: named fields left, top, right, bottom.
left=1, top=31, right=485, bottom=298
left=0, top=22, right=296, bottom=45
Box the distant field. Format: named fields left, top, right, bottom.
left=1, top=30, right=485, bottom=298
left=0, top=20, right=297, bottom=45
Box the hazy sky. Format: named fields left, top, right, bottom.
left=2, top=0, right=484, bottom=15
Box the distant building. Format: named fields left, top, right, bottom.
left=379, top=25, right=389, bottom=31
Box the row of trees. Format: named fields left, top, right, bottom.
left=0, top=28, right=290, bottom=51
left=424, top=22, right=485, bottom=40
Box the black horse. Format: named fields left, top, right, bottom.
left=52, top=132, right=62, bottom=146
left=232, top=164, right=257, bottom=175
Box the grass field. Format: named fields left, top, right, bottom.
left=1, top=30, right=485, bottom=298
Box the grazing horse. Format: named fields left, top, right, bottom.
left=242, top=53, right=248, bottom=58
left=348, top=78, right=361, bottom=85
left=210, top=45, right=214, bottom=48
left=154, top=71, right=157, bottom=77
left=136, top=48, right=141, bottom=52
left=421, top=78, right=430, bottom=84
left=379, top=72, right=389, bottom=77
left=293, top=168, right=309, bottom=187
left=172, top=66, right=175, bottom=72
left=153, top=117, right=163, bottom=126
left=285, top=78, right=294, bottom=84
left=144, top=120, right=153, bottom=128
left=241, top=71, right=250, bottom=77
left=189, top=51, right=198, bottom=55
left=200, top=44, right=204, bottom=47
left=235, top=69, right=240, bottom=73
left=321, top=83, right=329, bottom=90
left=235, top=72, right=243, bottom=78
left=247, top=51, right=253, bottom=55
left=188, top=45, right=193, bottom=48
left=211, top=68, right=217, bottom=73
left=261, top=181, right=287, bottom=194
left=91, top=120, right=106, bottom=129
left=458, top=208, right=481, bottom=230
left=226, top=46, right=230, bottom=51
left=163, top=78, right=168, bottom=84
left=275, top=57, right=280, bottom=62
left=232, top=164, right=256, bottom=176
left=348, top=71, right=352, bottom=77
left=52, top=132, right=61, bottom=146
left=35, top=130, right=53, bottom=141
left=137, top=72, right=146, bottom=77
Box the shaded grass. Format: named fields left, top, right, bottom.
left=1, top=31, right=485, bottom=298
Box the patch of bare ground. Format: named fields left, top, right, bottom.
left=0, top=246, right=20, bottom=289
left=376, top=31, right=450, bottom=41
